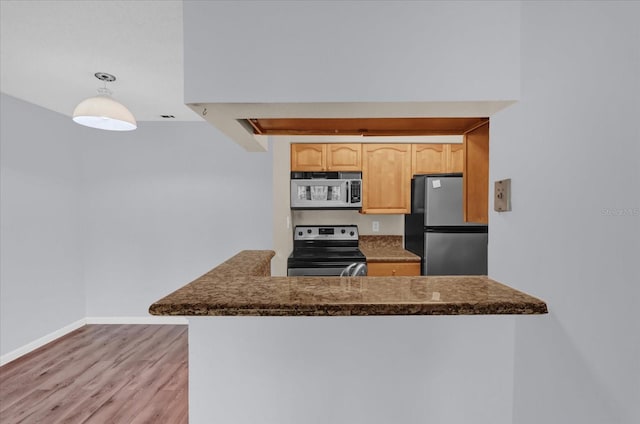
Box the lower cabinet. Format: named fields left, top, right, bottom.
left=367, top=262, right=421, bottom=277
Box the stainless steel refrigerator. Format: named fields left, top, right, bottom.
left=404, top=173, right=488, bottom=275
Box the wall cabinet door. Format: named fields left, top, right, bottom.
left=367, top=262, right=420, bottom=276
left=412, top=144, right=447, bottom=174
left=447, top=144, right=464, bottom=173
left=412, top=144, right=464, bottom=175
left=361, top=144, right=411, bottom=214
left=326, top=144, right=361, bottom=171
left=291, top=143, right=361, bottom=171
left=463, top=122, right=489, bottom=223
left=291, top=144, right=326, bottom=171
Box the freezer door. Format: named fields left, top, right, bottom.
left=425, top=176, right=483, bottom=226
left=424, top=232, right=488, bottom=275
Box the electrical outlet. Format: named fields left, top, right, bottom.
left=494, top=179, right=512, bottom=212
left=372, top=221, right=380, bottom=232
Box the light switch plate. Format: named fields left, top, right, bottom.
left=372, top=221, right=380, bottom=232
left=494, top=179, right=512, bottom=212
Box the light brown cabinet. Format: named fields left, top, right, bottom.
left=290, top=143, right=361, bottom=171
left=289, top=137, right=488, bottom=222
left=361, top=144, right=412, bottom=214
left=367, top=262, right=420, bottom=276
left=290, top=144, right=326, bottom=171
left=448, top=144, right=464, bottom=173
left=463, top=122, right=489, bottom=224
left=326, top=144, right=362, bottom=171
left=412, top=144, right=464, bottom=175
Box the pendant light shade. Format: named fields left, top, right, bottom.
left=72, top=72, right=137, bottom=131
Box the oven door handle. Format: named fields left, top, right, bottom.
left=340, top=263, right=357, bottom=277
left=351, top=263, right=367, bottom=276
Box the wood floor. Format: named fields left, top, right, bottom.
left=0, top=324, right=188, bottom=424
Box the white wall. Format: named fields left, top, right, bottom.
left=185, top=2, right=639, bottom=423
left=0, top=94, right=85, bottom=356
left=80, top=122, right=273, bottom=317
left=1, top=93, right=273, bottom=356
left=490, top=2, right=640, bottom=423
left=184, top=0, right=520, bottom=104
left=189, top=316, right=515, bottom=424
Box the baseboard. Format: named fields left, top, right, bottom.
left=0, top=318, right=87, bottom=366
left=85, top=316, right=188, bottom=325
left=0, top=316, right=188, bottom=366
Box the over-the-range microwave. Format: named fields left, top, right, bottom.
left=290, top=172, right=362, bottom=209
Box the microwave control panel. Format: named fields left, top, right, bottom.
left=350, top=180, right=361, bottom=203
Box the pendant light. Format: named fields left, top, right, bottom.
left=72, top=72, right=137, bottom=131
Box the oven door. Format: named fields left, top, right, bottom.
left=287, top=260, right=368, bottom=276
left=287, top=267, right=351, bottom=276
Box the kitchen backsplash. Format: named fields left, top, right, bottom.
left=359, top=235, right=403, bottom=248
left=292, top=210, right=403, bottom=235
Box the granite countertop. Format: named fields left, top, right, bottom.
left=359, top=235, right=420, bottom=263
left=149, top=250, right=548, bottom=317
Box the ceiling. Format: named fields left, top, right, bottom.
left=1, top=1, right=508, bottom=151
left=0, top=0, right=200, bottom=122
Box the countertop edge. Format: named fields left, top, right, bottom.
left=149, top=302, right=548, bottom=317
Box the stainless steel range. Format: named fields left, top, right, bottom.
left=287, top=225, right=367, bottom=277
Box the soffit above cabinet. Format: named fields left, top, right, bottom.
left=245, top=117, right=489, bottom=136
left=187, top=101, right=513, bottom=152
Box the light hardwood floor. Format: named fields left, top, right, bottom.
left=0, top=324, right=188, bottom=424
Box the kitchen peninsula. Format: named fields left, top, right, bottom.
left=149, top=250, right=547, bottom=316
left=149, top=251, right=547, bottom=424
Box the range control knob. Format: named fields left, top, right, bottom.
left=350, top=231, right=355, bottom=236
left=341, top=229, right=346, bottom=234
left=307, top=229, right=312, bottom=234
left=298, top=231, right=303, bottom=236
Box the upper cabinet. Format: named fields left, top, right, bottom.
left=463, top=122, right=489, bottom=224
left=290, top=144, right=326, bottom=171
left=289, top=138, right=488, bottom=219
left=412, top=144, right=464, bottom=175
left=412, top=144, right=446, bottom=174
left=361, top=144, right=412, bottom=214
left=326, top=144, right=362, bottom=171
left=291, top=143, right=361, bottom=171
left=448, top=144, right=464, bottom=173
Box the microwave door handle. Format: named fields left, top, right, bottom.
left=346, top=181, right=349, bottom=204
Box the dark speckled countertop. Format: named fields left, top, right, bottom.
left=359, top=235, right=420, bottom=263
left=149, top=250, right=548, bottom=316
